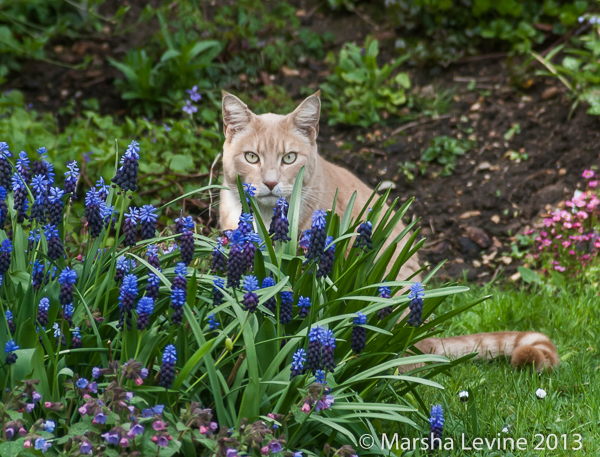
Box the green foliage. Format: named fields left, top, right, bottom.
left=421, top=135, right=474, bottom=176
left=0, top=138, right=479, bottom=455
left=397, top=161, right=418, bottom=182
left=321, top=37, right=411, bottom=127
left=386, top=0, right=590, bottom=62
left=533, top=19, right=600, bottom=117
left=0, top=0, right=111, bottom=83
left=0, top=90, right=221, bottom=209
left=252, top=85, right=297, bottom=115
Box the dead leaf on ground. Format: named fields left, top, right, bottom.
left=459, top=210, right=481, bottom=219
left=281, top=66, right=300, bottom=77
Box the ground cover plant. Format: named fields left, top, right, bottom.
left=0, top=139, right=484, bottom=456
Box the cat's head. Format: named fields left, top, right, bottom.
left=221, top=91, right=321, bottom=208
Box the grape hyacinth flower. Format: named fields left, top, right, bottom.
left=136, top=297, right=154, bottom=330
left=30, top=174, right=48, bottom=224
left=354, top=221, right=373, bottom=251
left=44, top=224, right=64, bottom=261
left=123, top=207, right=139, bottom=247
left=320, top=329, right=336, bottom=371
left=377, top=286, right=392, bottom=320
left=242, top=232, right=260, bottom=271
left=32, top=260, right=44, bottom=291
left=211, top=238, right=226, bottom=273
left=37, top=297, right=50, bottom=327
left=207, top=313, right=219, bottom=331
left=212, top=277, right=225, bottom=308
left=6, top=310, right=15, bottom=334
left=242, top=183, right=256, bottom=212
left=238, top=212, right=254, bottom=236
left=115, top=256, right=130, bottom=283
left=0, top=187, right=6, bottom=229
left=179, top=216, right=195, bottom=265
left=270, top=197, right=290, bottom=242
left=242, top=275, right=259, bottom=313
left=226, top=230, right=245, bottom=289
left=0, top=142, right=12, bottom=190
left=261, top=276, right=277, bottom=314
left=305, top=209, right=327, bottom=264
left=72, top=327, right=82, bottom=349
left=170, top=263, right=187, bottom=325
left=85, top=189, right=103, bottom=238
left=299, top=230, right=311, bottom=251
left=290, top=348, right=306, bottom=380
left=5, top=339, right=18, bottom=365
left=407, top=282, right=425, bottom=327
left=47, top=187, right=64, bottom=226
left=16, top=151, right=31, bottom=183
left=112, top=140, right=140, bottom=192
left=12, top=173, right=28, bottom=222
left=350, top=312, right=367, bottom=354
left=298, top=296, right=311, bottom=319
left=32, top=146, right=54, bottom=186
left=145, top=245, right=161, bottom=300
left=96, top=177, right=110, bottom=201
left=429, top=405, right=444, bottom=450
left=280, top=291, right=293, bottom=324
left=158, top=344, right=177, bottom=388
left=0, top=238, right=13, bottom=274
left=118, top=274, right=138, bottom=331
left=64, top=160, right=79, bottom=197
left=140, top=204, right=158, bottom=240
left=305, top=326, right=324, bottom=374
left=314, top=370, right=326, bottom=384
left=58, top=267, right=77, bottom=325
left=317, top=236, right=335, bottom=278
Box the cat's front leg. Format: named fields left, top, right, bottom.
left=219, top=187, right=242, bottom=230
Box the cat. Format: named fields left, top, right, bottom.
left=219, top=91, right=559, bottom=372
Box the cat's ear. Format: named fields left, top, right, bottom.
left=291, top=91, right=321, bottom=142
left=222, top=91, right=252, bottom=138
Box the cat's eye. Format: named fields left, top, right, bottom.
left=245, top=152, right=259, bottom=164
left=282, top=152, right=297, bottom=164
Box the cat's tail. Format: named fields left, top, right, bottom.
left=410, top=331, right=559, bottom=372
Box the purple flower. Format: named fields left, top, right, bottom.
left=94, top=412, right=106, bottom=424
left=156, top=436, right=169, bottom=447
left=76, top=378, right=89, bottom=389
left=182, top=100, right=198, bottom=115
left=186, top=86, right=202, bottom=102
left=101, top=432, right=119, bottom=445
left=269, top=440, right=282, bottom=453
left=44, top=420, right=55, bottom=433
left=80, top=440, right=93, bottom=454
left=128, top=423, right=144, bottom=436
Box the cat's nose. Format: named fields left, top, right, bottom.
left=263, top=180, right=278, bottom=191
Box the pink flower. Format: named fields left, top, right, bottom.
left=594, top=241, right=600, bottom=248
left=577, top=211, right=588, bottom=219
left=78, top=405, right=88, bottom=415
left=555, top=265, right=566, bottom=272
left=524, top=229, right=534, bottom=235
left=583, top=170, right=595, bottom=178
left=562, top=241, right=571, bottom=248
left=268, top=413, right=275, bottom=419
left=199, top=425, right=209, bottom=435
left=575, top=198, right=587, bottom=208
left=540, top=231, right=548, bottom=238
left=301, top=403, right=311, bottom=413
left=563, top=222, right=572, bottom=229
left=569, top=250, right=576, bottom=256
left=23, top=440, right=32, bottom=449
left=153, top=421, right=165, bottom=431
left=590, top=180, right=598, bottom=188
left=261, top=446, right=270, bottom=456
left=44, top=402, right=52, bottom=409
left=543, top=218, right=554, bottom=227
left=135, top=378, right=143, bottom=386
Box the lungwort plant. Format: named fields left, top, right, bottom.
left=0, top=139, right=481, bottom=456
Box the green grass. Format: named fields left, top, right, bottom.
left=389, top=279, right=600, bottom=456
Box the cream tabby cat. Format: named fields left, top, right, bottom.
left=219, top=91, right=559, bottom=372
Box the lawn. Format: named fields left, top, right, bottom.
left=393, top=279, right=600, bottom=456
